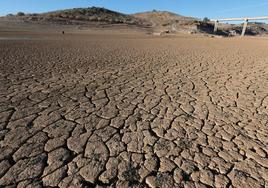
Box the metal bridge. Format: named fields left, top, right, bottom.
left=211, top=16, right=268, bottom=36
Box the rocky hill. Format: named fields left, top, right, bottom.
left=133, top=11, right=195, bottom=25
left=133, top=11, right=268, bottom=36
left=132, top=10, right=198, bottom=33
left=6, top=7, right=151, bottom=27
left=2, top=7, right=268, bottom=36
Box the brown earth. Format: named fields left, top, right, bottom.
left=2, top=7, right=268, bottom=36
left=0, top=27, right=268, bottom=188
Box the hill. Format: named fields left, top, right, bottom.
left=133, top=10, right=197, bottom=33
left=2, top=7, right=268, bottom=36
left=133, top=11, right=195, bottom=25
left=6, top=7, right=151, bottom=27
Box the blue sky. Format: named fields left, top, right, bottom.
left=1, top=0, right=268, bottom=20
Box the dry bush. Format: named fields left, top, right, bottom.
left=17, top=12, right=25, bottom=16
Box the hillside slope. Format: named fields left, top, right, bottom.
left=2, top=7, right=268, bottom=36
left=8, top=7, right=151, bottom=27
left=133, top=11, right=195, bottom=25
left=133, top=11, right=197, bottom=33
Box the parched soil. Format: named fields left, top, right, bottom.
left=0, top=31, right=268, bottom=187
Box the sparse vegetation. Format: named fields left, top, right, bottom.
left=4, top=7, right=267, bottom=36
left=28, top=7, right=147, bottom=25
left=122, top=163, right=140, bottom=184
left=203, top=17, right=210, bottom=23
left=155, top=173, right=174, bottom=187
left=17, top=12, right=25, bottom=16
left=29, top=13, right=38, bottom=16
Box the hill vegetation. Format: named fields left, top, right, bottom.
left=14, top=7, right=151, bottom=26
left=3, top=7, right=268, bottom=36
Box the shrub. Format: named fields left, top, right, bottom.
left=17, top=12, right=25, bottom=16
left=203, top=17, right=210, bottom=23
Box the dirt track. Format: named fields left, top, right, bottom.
left=0, top=31, right=268, bottom=187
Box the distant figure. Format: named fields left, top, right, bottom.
left=62, top=31, right=65, bottom=35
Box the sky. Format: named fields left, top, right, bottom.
left=1, top=0, right=268, bottom=20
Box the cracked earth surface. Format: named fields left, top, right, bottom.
left=0, top=33, right=268, bottom=188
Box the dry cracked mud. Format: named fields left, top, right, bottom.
left=0, top=32, right=268, bottom=188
